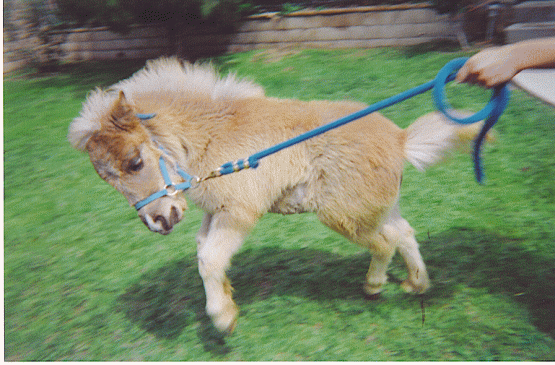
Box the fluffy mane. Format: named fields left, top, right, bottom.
left=68, top=57, right=265, bottom=151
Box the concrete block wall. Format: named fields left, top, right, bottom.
left=5, top=4, right=460, bottom=71
left=505, top=1, right=555, bottom=43
left=59, top=4, right=459, bottom=61
left=59, top=25, right=171, bottom=61
left=229, top=6, right=459, bottom=52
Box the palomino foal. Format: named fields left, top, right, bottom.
left=69, top=57, right=481, bottom=333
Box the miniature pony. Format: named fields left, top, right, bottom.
left=69, top=57, right=483, bottom=333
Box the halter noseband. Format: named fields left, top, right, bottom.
left=133, top=154, right=199, bottom=210
left=133, top=113, right=198, bottom=210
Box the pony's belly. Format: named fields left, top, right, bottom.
left=269, top=183, right=311, bottom=215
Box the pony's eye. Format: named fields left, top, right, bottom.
left=127, top=157, right=144, bottom=172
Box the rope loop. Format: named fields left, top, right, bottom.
left=433, top=58, right=510, bottom=125
left=432, top=57, right=510, bottom=183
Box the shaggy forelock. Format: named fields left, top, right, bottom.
left=68, top=88, right=118, bottom=151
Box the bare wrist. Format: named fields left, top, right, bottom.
left=507, top=44, right=526, bottom=74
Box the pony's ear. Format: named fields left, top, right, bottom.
left=109, top=91, right=135, bottom=127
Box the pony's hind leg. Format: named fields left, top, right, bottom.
left=318, top=211, right=398, bottom=296
left=354, top=204, right=429, bottom=296
left=363, top=235, right=396, bottom=296
left=386, top=204, right=430, bottom=294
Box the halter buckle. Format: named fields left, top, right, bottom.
left=165, top=184, right=178, bottom=196
left=190, top=176, right=201, bottom=189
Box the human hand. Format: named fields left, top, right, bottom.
left=455, top=46, right=519, bottom=88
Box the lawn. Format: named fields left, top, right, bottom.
left=4, top=47, right=555, bottom=360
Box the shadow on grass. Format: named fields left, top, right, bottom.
left=422, top=228, right=555, bottom=337
left=117, top=259, right=233, bottom=354
left=401, top=39, right=462, bottom=58
left=118, top=228, right=554, bottom=353
left=117, top=248, right=372, bottom=354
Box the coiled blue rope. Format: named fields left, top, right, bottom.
left=433, top=58, right=510, bottom=183
left=214, top=57, right=510, bottom=184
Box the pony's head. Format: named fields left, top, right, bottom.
left=69, top=57, right=265, bottom=235
left=69, top=89, right=187, bottom=235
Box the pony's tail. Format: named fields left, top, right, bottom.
left=404, top=111, right=495, bottom=172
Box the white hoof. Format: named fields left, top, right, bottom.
left=400, top=278, right=430, bottom=294
left=363, top=282, right=384, bottom=296
left=209, top=303, right=239, bottom=334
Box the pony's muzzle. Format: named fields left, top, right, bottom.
left=138, top=198, right=185, bottom=235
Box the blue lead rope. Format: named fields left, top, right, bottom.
left=213, top=57, right=510, bottom=184
left=217, top=75, right=452, bottom=175
left=433, top=58, right=510, bottom=183
left=135, top=58, right=511, bottom=210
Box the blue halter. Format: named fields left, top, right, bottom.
left=133, top=154, right=198, bottom=210
left=132, top=128, right=198, bottom=210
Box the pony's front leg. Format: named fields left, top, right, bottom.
left=196, top=213, right=213, bottom=249
left=197, top=212, right=253, bottom=333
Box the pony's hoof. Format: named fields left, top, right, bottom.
left=211, top=305, right=239, bottom=335
left=401, top=279, right=429, bottom=294
left=363, top=282, right=384, bottom=298
left=225, top=318, right=237, bottom=335
left=365, top=292, right=381, bottom=300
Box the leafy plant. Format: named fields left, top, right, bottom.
left=279, top=3, right=305, bottom=14
left=55, top=0, right=254, bottom=33
left=430, top=0, right=479, bottom=15
left=52, top=0, right=255, bottom=58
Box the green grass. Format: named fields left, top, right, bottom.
left=4, top=47, right=555, bottom=360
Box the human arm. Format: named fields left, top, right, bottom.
left=456, top=37, right=555, bottom=88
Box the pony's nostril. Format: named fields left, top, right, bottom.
left=170, top=205, right=181, bottom=226
left=139, top=204, right=182, bottom=235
